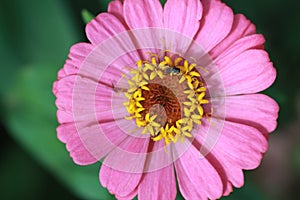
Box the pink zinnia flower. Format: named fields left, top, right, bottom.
left=53, top=0, right=279, bottom=199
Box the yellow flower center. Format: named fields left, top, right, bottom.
left=123, top=53, right=209, bottom=145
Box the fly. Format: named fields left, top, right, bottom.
left=166, top=67, right=181, bottom=75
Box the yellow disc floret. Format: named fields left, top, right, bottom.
left=123, top=52, right=209, bottom=146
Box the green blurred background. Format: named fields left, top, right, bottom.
left=0, top=0, right=299, bottom=199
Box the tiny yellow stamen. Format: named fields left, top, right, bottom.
left=150, top=71, right=157, bottom=80
left=189, top=71, right=201, bottom=77
left=184, top=60, right=189, bottom=72
left=157, top=70, right=164, bottom=79
left=192, top=114, right=201, bottom=120
left=142, top=72, right=149, bottom=80
left=184, top=108, right=191, bottom=117
left=123, top=51, right=210, bottom=146
left=183, top=102, right=193, bottom=106
left=144, top=63, right=155, bottom=72
left=164, top=56, right=173, bottom=67
left=200, top=99, right=209, bottom=104
left=179, top=76, right=186, bottom=83
left=198, top=106, right=204, bottom=116
left=136, top=101, right=143, bottom=108
left=136, top=119, right=146, bottom=127
left=153, top=134, right=163, bottom=141
left=189, top=63, right=196, bottom=71
left=197, top=92, right=206, bottom=101
left=196, top=87, right=206, bottom=93
left=141, top=85, right=150, bottom=91
left=152, top=57, right=157, bottom=65
left=175, top=57, right=183, bottom=66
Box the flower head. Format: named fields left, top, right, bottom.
left=53, top=0, right=279, bottom=199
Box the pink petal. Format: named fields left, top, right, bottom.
left=175, top=144, right=223, bottom=200
left=214, top=49, right=276, bottom=95
left=100, top=165, right=141, bottom=198
left=72, top=74, right=138, bottom=161
left=234, top=14, right=256, bottom=35
left=138, top=165, right=176, bottom=200
left=142, top=139, right=176, bottom=172
left=194, top=120, right=243, bottom=194
left=57, top=43, right=93, bottom=79
left=215, top=34, right=265, bottom=65
left=57, top=123, right=74, bottom=143
left=54, top=75, right=77, bottom=124
left=79, top=31, right=142, bottom=79
left=195, top=0, right=234, bottom=52
left=102, top=137, right=150, bottom=172
left=95, top=85, right=128, bottom=126
left=222, top=180, right=234, bottom=196
left=116, top=189, right=138, bottom=200
left=214, top=94, right=279, bottom=135
left=56, top=109, right=73, bottom=124
left=210, top=14, right=256, bottom=58
left=64, top=124, right=98, bottom=165
left=164, top=0, right=202, bottom=38
left=86, top=13, right=127, bottom=46
left=195, top=118, right=268, bottom=191
left=207, top=151, right=244, bottom=194
left=56, top=75, right=140, bottom=165
left=56, top=75, right=135, bottom=164
left=57, top=122, right=98, bottom=165
left=55, top=75, right=120, bottom=124
left=54, top=75, right=76, bottom=113
left=54, top=43, right=94, bottom=123
left=100, top=137, right=150, bottom=197
left=58, top=118, right=138, bottom=165
left=96, top=63, right=131, bottom=88
left=108, top=0, right=124, bottom=21
left=123, top=0, right=163, bottom=29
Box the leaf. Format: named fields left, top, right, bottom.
left=0, top=0, right=78, bottom=111
left=82, top=9, right=95, bottom=24
left=4, top=64, right=114, bottom=200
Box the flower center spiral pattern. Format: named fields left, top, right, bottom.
left=123, top=53, right=209, bottom=145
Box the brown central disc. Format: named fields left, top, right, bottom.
left=140, top=75, right=187, bottom=127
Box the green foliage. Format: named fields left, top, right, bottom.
left=0, top=0, right=76, bottom=109
left=82, top=9, right=95, bottom=24
left=160, top=0, right=167, bottom=5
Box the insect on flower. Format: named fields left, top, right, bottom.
left=166, top=67, right=181, bottom=75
